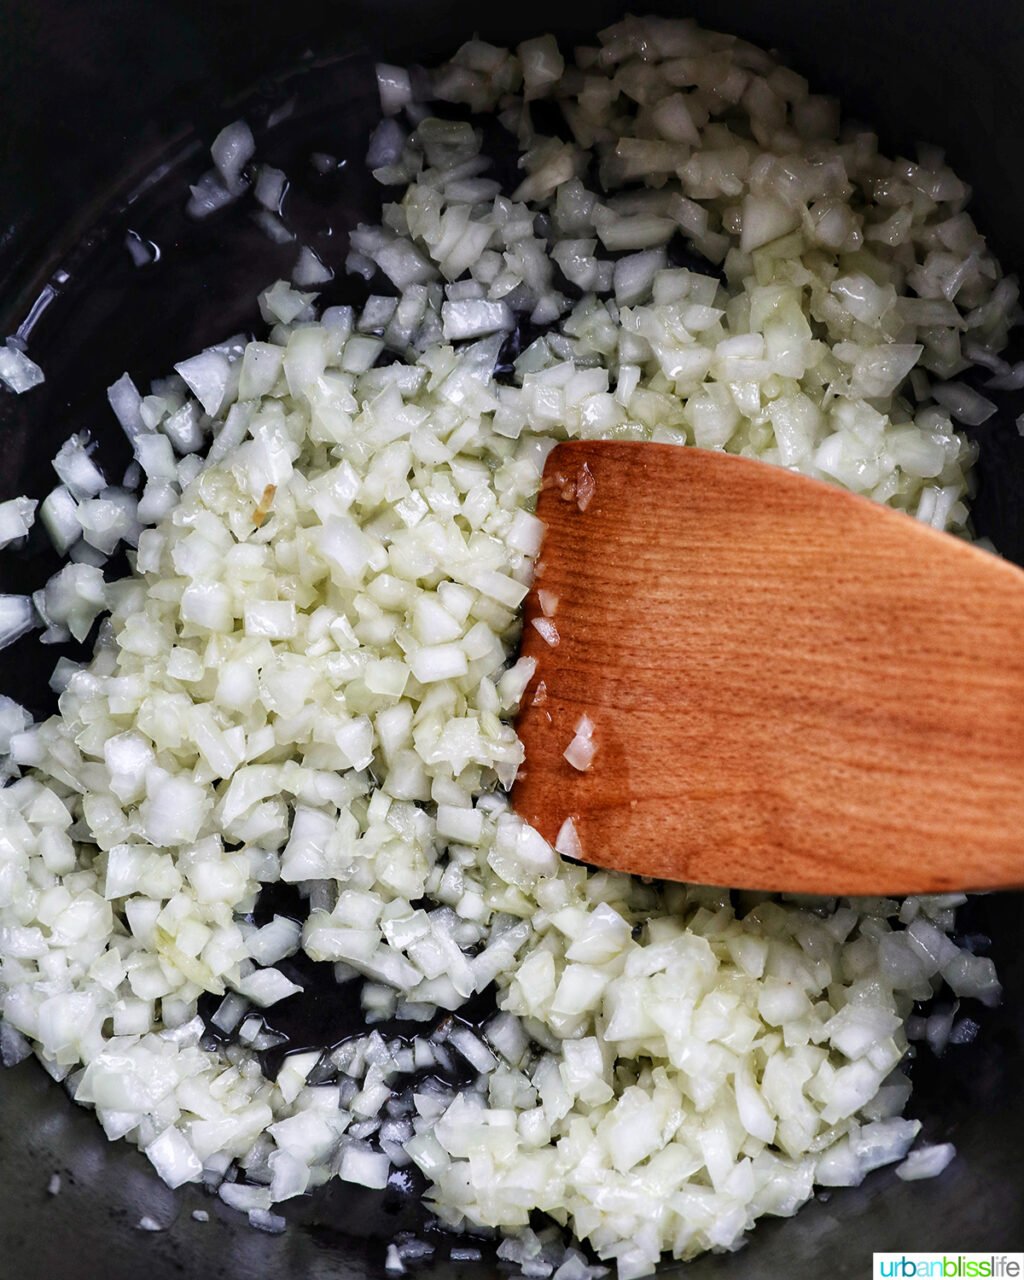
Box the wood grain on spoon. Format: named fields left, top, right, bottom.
left=512, top=440, right=1024, bottom=895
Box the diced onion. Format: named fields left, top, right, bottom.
left=0, top=496, right=37, bottom=549
left=0, top=339, right=44, bottom=394
left=211, top=120, right=256, bottom=196
left=895, top=1143, right=956, bottom=1181
left=0, top=19, right=1008, bottom=1279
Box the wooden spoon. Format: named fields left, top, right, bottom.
left=511, top=440, right=1024, bottom=895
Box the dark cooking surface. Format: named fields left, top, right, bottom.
left=1, top=1, right=1023, bottom=1276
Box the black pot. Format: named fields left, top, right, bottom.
left=1, top=3, right=1022, bottom=1277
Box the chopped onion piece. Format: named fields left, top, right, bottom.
left=531, top=617, right=560, bottom=646
left=0, top=496, right=37, bottom=549
left=376, top=63, right=413, bottom=116
left=234, top=968, right=304, bottom=1008
left=564, top=715, right=597, bottom=771
left=895, top=1143, right=956, bottom=1181
left=211, top=120, right=256, bottom=196
left=442, top=300, right=514, bottom=340
left=53, top=434, right=106, bottom=498
left=174, top=351, right=232, bottom=417
left=107, top=373, right=147, bottom=442
left=293, top=246, right=334, bottom=287
left=39, top=486, right=80, bottom=554
left=0, top=339, right=44, bottom=394
left=339, top=1145, right=391, bottom=1189
left=186, top=170, right=236, bottom=220
left=986, top=361, right=1024, bottom=391
left=931, top=381, right=997, bottom=425
left=0, top=595, right=39, bottom=650
left=555, top=817, right=583, bottom=858
left=255, top=165, right=288, bottom=212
